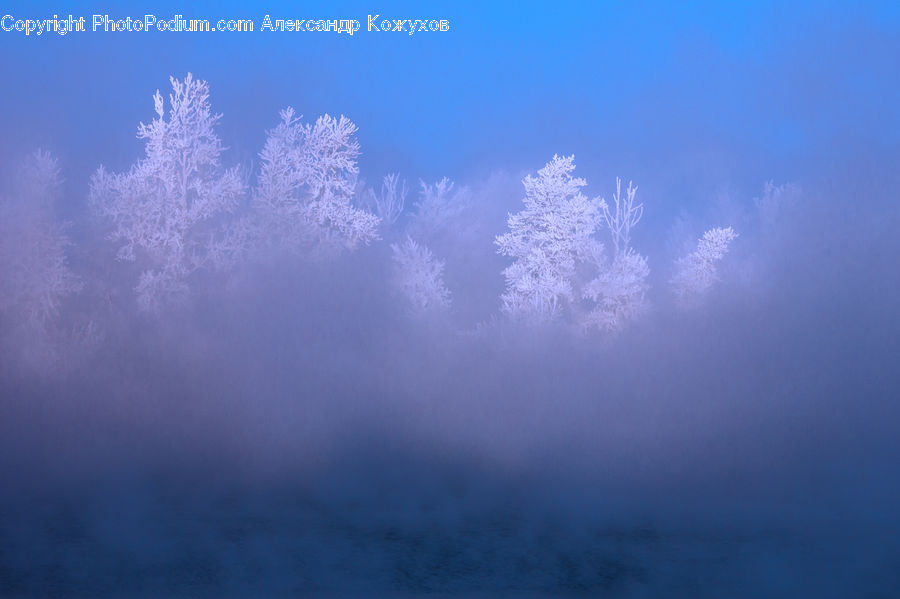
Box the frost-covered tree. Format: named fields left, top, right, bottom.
left=406, top=177, right=482, bottom=269
left=361, top=173, right=407, bottom=229
left=582, top=251, right=649, bottom=333
left=601, top=177, right=643, bottom=259
left=391, top=236, right=451, bottom=314
left=583, top=178, right=650, bottom=333
left=0, top=150, right=85, bottom=373
left=1, top=150, right=81, bottom=327
left=495, top=155, right=603, bottom=321
left=495, top=158, right=650, bottom=334
left=89, top=73, right=245, bottom=312
left=408, top=177, right=464, bottom=238
left=250, top=107, right=379, bottom=256
left=670, top=226, right=738, bottom=306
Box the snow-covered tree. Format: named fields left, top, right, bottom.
left=406, top=177, right=482, bottom=272
left=408, top=177, right=464, bottom=238
left=601, top=177, right=643, bottom=259
left=15, top=149, right=63, bottom=211
left=670, top=226, right=738, bottom=306
left=495, top=155, right=603, bottom=321
left=0, top=150, right=85, bottom=373
left=251, top=107, right=379, bottom=256
left=582, top=250, right=649, bottom=333
left=89, top=73, right=245, bottom=311
left=361, top=173, right=407, bottom=229
left=1, top=150, right=81, bottom=328
left=391, top=236, right=451, bottom=313
left=582, top=177, right=650, bottom=333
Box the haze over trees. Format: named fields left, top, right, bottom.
left=495, top=155, right=605, bottom=323
left=670, top=227, right=739, bottom=307
left=0, top=151, right=87, bottom=373
left=2, top=4, right=898, bottom=596
left=2, top=73, right=758, bottom=378
left=89, top=73, right=245, bottom=312
left=494, top=157, right=657, bottom=334
left=245, top=107, right=380, bottom=257
left=391, top=235, right=452, bottom=315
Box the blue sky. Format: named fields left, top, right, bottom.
left=2, top=1, right=898, bottom=202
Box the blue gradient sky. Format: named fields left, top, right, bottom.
left=2, top=1, right=899, bottom=203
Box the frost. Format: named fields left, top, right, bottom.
left=582, top=251, right=650, bottom=334
left=0, top=150, right=85, bottom=374
left=495, top=155, right=603, bottom=321
left=89, top=73, right=245, bottom=311
left=361, top=173, right=407, bottom=229
left=408, top=177, right=465, bottom=238
left=671, top=226, right=739, bottom=306
left=600, top=177, right=643, bottom=259
left=391, top=236, right=451, bottom=314
left=581, top=177, right=650, bottom=333
left=251, top=107, right=380, bottom=257
left=406, top=177, right=480, bottom=270
left=495, top=158, right=650, bottom=334
left=1, top=151, right=82, bottom=326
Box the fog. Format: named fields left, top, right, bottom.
left=1, top=2, right=899, bottom=596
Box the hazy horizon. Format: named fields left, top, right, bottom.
left=2, top=2, right=899, bottom=596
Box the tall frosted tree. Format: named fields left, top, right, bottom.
left=89, top=73, right=245, bottom=311
left=670, top=226, right=738, bottom=306
left=360, top=172, right=407, bottom=230
left=582, top=250, right=649, bottom=333
left=0, top=150, right=85, bottom=373
left=582, top=178, right=650, bottom=333
left=406, top=177, right=480, bottom=267
left=391, top=236, right=451, bottom=314
left=250, top=107, right=379, bottom=256
left=495, top=155, right=603, bottom=321
left=408, top=177, right=465, bottom=239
